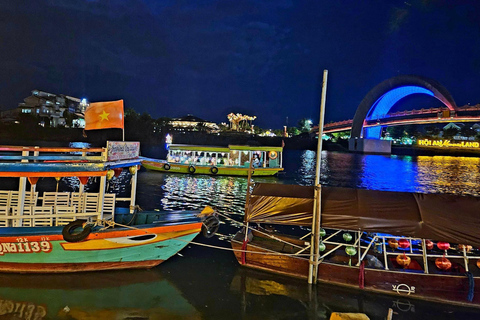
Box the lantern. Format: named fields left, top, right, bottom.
left=437, top=242, right=450, bottom=251
left=343, top=233, right=352, bottom=242
left=107, top=170, right=115, bottom=180
left=457, top=244, right=472, bottom=253
left=425, top=240, right=434, bottom=250
left=55, top=177, right=61, bottom=181
left=129, top=166, right=137, bottom=175
left=388, top=239, right=399, bottom=249
left=113, top=168, right=123, bottom=177
left=435, top=257, right=452, bottom=271
left=319, top=242, right=326, bottom=252
left=477, top=259, right=480, bottom=269
left=319, top=228, right=326, bottom=237
left=28, top=177, right=39, bottom=186
left=78, top=177, right=89, bottom=185
left=345, top=246, right=356, bottom=256
left=345, top=246, right=357, bottom=266
left=398, top=239, right=410, bottom=249
left=396, top=254, right=411, bottom=268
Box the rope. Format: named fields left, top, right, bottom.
left=467, top=271, right=475, bottom=302
left=215, top=211, right=307, bottom=250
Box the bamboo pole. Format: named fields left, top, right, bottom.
left=308, top=69, right=328, bottom=284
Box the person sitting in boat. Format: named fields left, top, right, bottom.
left=253, top=154, right=261, bottom=167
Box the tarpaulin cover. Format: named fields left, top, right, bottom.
left=246, top=183, right=480, bottom=247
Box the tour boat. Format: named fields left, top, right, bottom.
left=0, top=141, right=219, bottom=273
left=142, top=144, right=284, bottom=176
left=231, top=183, right=480, bottom=308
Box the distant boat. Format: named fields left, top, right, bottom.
left=142, top=144, right=284, bottom=176
left=0, top=141, right=219, bottom=273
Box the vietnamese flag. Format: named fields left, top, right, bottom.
left=84, top=100, right=124, bottom=130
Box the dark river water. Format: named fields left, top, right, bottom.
left=4, top=150, right=480, bottom=319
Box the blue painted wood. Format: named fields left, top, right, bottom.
left=0, top=156, right=104, bottom=161
left=0, top=162, right=105, bottom=172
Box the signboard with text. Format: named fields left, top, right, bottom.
left=417, top=139, right=480, bottom=149
left=107, top=141, right=140, bottom=161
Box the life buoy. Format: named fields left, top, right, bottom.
left=163, top=163, right=171, bottom=170
left=62, top=219, right=92, bottom=242
left=201, top=216, right=220, bottom=238
left=269, top=151, right=278, bottom=160
left=210, top=166, right=219, bottom=174
left=188, top=165, right=196, bottom=174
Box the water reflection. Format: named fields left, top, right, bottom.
left=283, top=150, right=480, bottom=196
left=229, top=268, right=480, bottom=320
left=0, top=270, right=200, bottom=319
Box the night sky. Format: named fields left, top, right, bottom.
left=1, top=1, right=479, bottom=129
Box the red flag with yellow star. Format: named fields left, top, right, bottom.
left=84, top=100, right=124, bottom=130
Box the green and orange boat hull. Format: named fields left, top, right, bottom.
left=0, top=219, right=202, bottom=273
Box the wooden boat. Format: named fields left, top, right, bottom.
left=0, top=141, right=219, bottom=273
left=142, top=144, right=283, bottom=176
left=232, top=183, right=480, bottom=308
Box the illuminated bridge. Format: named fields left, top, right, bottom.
left=318, top=75, right=480, bottom=153
left=324, top=104, right=480, bottom=134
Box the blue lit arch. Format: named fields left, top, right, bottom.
left=350, top=75, right=457, bottom=139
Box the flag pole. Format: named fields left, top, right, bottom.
left=308, top=69, right=328, bottom=284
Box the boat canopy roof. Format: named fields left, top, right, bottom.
left=168, top=144, right=283, bottom=152
left=247, top=183, right=480, bottom=247
left=0, top=141, right=141, bottom=178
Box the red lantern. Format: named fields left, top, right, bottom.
left=477, top=259, right=480, bottom=269
left=388, top=239, right=399, bottom=249
left=396, top=254, right=411, bottom=268
left=78, top=176, right=89, bottom=185
left=398, top=239, right=410, bottom=249
left=113, top=168, right=123, bottom=177
left=437, top=242, right=450, bottom=251
left=425, top=240, right=434, bottom=250
left=435, top=257, right=452, bottom=271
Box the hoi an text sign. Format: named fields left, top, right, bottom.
left=417, top=139, right=480, bottom=148
left=107, top=141, right=140, bottom=161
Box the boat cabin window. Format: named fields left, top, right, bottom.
left=229, top=150, right=240, bottom=166
left=240, top=151, right=250, bottom=167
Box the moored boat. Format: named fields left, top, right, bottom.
left=231, top=183, right=480, bottom=308
left=0, top=141, right=219, bottom=273
left=142, top=144, right=283, bottom=176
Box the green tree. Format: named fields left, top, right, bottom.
left=386, top=126, right=404, bottom=140
left=298, top=118, right=313, bottom=133
left=287, top=126, right=300, bottom=136
left=460, top=125, right=476, bottom=137
left=442, top=127, right=459, bottom=139
left=425, top=125, right=440, bottom=137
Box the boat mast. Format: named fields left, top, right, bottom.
left=308, top=69, right=328, bottom=284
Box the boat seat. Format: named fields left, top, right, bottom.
left=13, top=206, right=33, bottom=227
left=84, top=193, right=100, bottom=213
left=10, top=191, right=38, bottom=208
left=0, top=206, right=9, bottom=227
left=55, top=206, right=77, bottom=226
left=103, top=193, right=116, bottom=219
left=32, top=206, right=54, bottom=227
left=70, top=192, right=85, bottom=213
